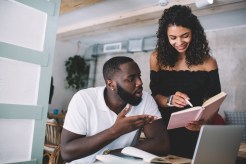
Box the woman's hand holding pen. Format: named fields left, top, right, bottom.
left=171, top=91, right=193, bottom=108
left=171, top=92, right=204, bottom=131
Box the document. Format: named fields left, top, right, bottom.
left=167, top=92, right=227, bottom=130
left=96, top=146, right=172, bottom=163
left=121, top=146, right=171, bottom=163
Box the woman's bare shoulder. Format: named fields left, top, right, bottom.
left=150, top=51, right=160, bottom=71
left=203, top=56, right=218, bottom=71
left=150, top=51, right=158, bottom=60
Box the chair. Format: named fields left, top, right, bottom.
left=43, top=120, right=63, bottom=164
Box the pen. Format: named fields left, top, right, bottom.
left=185, top=99, right=193, bottom=107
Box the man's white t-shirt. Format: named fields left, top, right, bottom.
left=63, top=86, right=161, bottom=163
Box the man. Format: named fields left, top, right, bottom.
left=61, top=56, right=170, bottom=163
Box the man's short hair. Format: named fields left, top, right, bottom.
left=103, top=56, right=134, bottom=80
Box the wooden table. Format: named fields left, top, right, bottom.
left=163, top=155, right=191, bottom=164
left=164, top=145, right=246, bottom=164
left=94, top=155, right=191, bottom=164
left=238, top=143, right=246, bottom=158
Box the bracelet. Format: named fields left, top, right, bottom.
left=103, top=149, right=111, bottom=155
left=167, top=95, right=174, bottom=107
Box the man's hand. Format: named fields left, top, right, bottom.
left=110, top=104, right=158, bottom=136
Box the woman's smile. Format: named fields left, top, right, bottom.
left=167, top=25, right=192, bottom=54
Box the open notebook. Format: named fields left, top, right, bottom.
left=192, top=125, right=244, bottom=164
left=167, top=92, right=227, bottom=129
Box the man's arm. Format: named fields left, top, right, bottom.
left=61, top=106, right=157, bottom=162
left=61, top=127, right=118, bottom=162
left=134, top=119, right=170, bottom=156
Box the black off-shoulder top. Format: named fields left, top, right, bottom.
left=150, top=69, right=221, bottom=158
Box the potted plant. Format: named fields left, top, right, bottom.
left=65, top=55, right=89, bottom=91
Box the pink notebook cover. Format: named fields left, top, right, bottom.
left=167, top=92, right=227, bottom=130
left=167, top=107, right=203, bottom=129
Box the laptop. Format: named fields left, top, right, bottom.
left=192, top=125, right=244, bottom=164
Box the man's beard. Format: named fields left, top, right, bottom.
left=116, top=84, right=142, bottom=106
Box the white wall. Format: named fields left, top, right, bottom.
left=50, top=41, right=81, bottom=112
left=52, top=9, right=246, bottom=113
left=50, top=40, right=95, bottom=112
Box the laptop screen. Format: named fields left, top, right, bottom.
left=192, top=125, right=244, bottom=164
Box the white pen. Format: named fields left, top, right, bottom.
left=185, top=99, right=193, bottom=107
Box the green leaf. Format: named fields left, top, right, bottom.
left=65, top=55, right=90, bottom=91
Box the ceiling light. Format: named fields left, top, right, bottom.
left=158, top=0, right=169, bottom=6
left=196, top=0, right=213, bottom=8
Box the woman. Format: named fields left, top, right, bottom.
left=150, top=5, right=221, bottom=158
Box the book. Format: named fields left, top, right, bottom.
left=167, top=92, right=227, bottom=130
left=96, top=154, right=133, bottom=163
left=96, top=147, right=192, bottom=163
left=96, top=147, right=171, bottom=163
left=121, top=146, right=171, bottom=163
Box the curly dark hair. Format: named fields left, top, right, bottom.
left=156, top=5, right=210, bottom=68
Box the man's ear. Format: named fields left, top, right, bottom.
left=106, top=79, right=115, bottom=91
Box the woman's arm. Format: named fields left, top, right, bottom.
left=150, top=51, right=168, bottom=107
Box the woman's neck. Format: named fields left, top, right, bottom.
left=178, top=52, right=186, bottom=60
